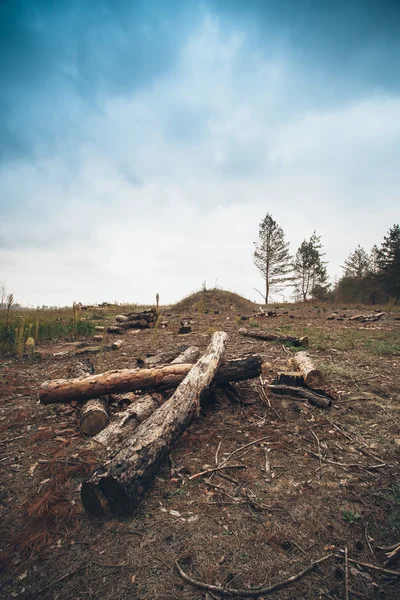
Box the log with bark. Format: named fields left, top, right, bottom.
left=79, top=398, right=109, bottom=436
left=94, top=393, right=164, bottom=448
left=239, top=328, right=308, bottom=347
left=94, top=348, right=202, bottom=449
left=291, top=351, right=323, bottom=389
left=81, top=331, right=227, bottom=517
left=39, top=354, right=262, bottom=405
left=267, top=385, right=332, bottom=408
left=68, top=360, right=110, bottom=436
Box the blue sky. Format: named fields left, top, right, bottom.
left=1, top=0, right=399, bottom=306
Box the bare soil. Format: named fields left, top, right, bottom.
left=1, top=292, right=399, bottom=599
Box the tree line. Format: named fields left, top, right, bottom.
left=253, top=214, right=400, bottom=304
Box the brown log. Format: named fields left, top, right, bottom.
left=267, top=385, right=332, bottom=408
left=238, top=328, right=308, bottom=347
left=93, top=393, right=164, bottom=448
left=81, top=331, right=227, bottom=516
left=107, top=326, right=121, bottom=334
left=39, top=355, right=262, bottom=405
left=68, top=361, right=109, bottom=436
left=291, top=351, right=323, bottom=389
left=79, top=398, right=109, bottom=435
left=273, top=371, right=305, bottom=387
left=115, top=315, right=129, bottom=322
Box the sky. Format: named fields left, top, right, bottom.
left=1, top=0, right=399, bottom=307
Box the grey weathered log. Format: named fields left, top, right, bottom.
left=171, top=346, right=201, bottom=364
left=115, top=315, right=129, bottom=322
left=81, top=331, right=227, bottom=517
left=39, top=355, right=262, bottom=405
left=238, top=328, right=308, bottom=347
left=267, top=384, right=332, bottom=408
left=291, top=351, right=323, bottom=389
left=94, top=393, right=164, bottom=448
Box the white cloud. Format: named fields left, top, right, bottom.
left=1, top=16, right=399, bottom=306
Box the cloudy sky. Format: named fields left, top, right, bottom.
left=1, top=0, right=399, bottom=306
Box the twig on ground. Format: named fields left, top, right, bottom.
left=0, top=435, right=24, bottom=445
left=335, top=552, right=400, bottom=577
left=189, top=464, right=246, bottom=480
left=175, top=554, right=335, bottom=597
left=308, top=450, right=387, bottom=471
left=217, top=435, right=271, bottom=471
left=215, top=440, right=221, bottom=466
left=310, top=428, right=322, bottom=480
left=344, top=546, right=349, bottom=600
left=28, top=565, right=88, bottom=600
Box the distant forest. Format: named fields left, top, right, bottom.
left=254, top=216, right=400, bottom=304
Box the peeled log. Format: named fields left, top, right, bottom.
left=171, top=346, right=201, bottom=364
left=39, top=355, right=262, bottom=405
left=239, top=328, right=308, bottom=347
left=94, top=393, right=163, bottom=448
left=80, top=398, right=109, bottom=435
left=81, top=331, right=227, bottom=517
left=291, top=351, right=323, bottom=389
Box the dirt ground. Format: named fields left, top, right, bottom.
left=1, top=291, right=399, bottom=599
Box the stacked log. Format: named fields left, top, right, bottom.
left=81, top=332, right=228, bottom=517
left=108, top=309, right=157, bottom=333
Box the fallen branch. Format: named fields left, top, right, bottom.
left=267, top=385, right=332, bottom=408
left=239, top=328, right=307, bottom=347
left=189, top=464, right=246, bottom=480
left=175, top=554, right=334, bottom=597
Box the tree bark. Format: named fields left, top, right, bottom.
left=267, top=384, right=332, bottom=408
left=291, top=351, right=323, bottom=388
left=39, top=355, right=262, bottom=405
left=171, top=346, right=201, bottom=364
left=81, top=331, right=227, bottom=517
left=94, top=393, right=164, bottom=448
left=239, top=328, right=308, bottom=347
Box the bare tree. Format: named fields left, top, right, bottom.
left=253, top=214, right=292, bottom=304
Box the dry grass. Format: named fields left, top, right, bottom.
left=0, top=294, right=399, bottom=599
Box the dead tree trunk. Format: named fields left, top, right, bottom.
left=39, top=355, right=262, bottom=405
left=94, top=393, right=164, bottom=448
left=81, top=331, right=227, bottom=517
left=238, top=328, right=308, bottom=347
left=291, top=351, right=323, bottom=389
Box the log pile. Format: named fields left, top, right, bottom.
left=107, top=309, right=157, bottom=333
left=38, top=329, right=334, bottom=519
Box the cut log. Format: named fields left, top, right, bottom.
left=239, top=328, right=308, bottom=347
left=291, top=351, right=323, bottom=389
left=81, top=331, right=227, bottom=516
left=107, top=326, right=122, bottom=334
left=267, top=385, right=332, bottom=408
left=115, top=315, right=129, bottom=322
left=68, top=360, right=109, bottom=436
left=137, top=349, right=187, bottom=368
left=40, top=355, right=262, bottom=405
left=93, top=393, right=164, bottom=448
left=119, top=319, right=149, bottom=330
left=79, top=398, right=109, bottom=435
left=171, top=346, right=201, bottom=364
left=273, top=371, right=305, bottom=387
left=137, top=346, right=200, bottom=368
left=111, top=340, right=123, bottom=350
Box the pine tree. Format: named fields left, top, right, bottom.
left=253, top=214, right=292, bottom=304
left=342, top=245, right=371, bottom=279
left=293, top=231, right=328, bottom=301
left=377, top=224, right=400, bottom=299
